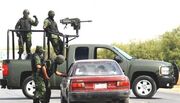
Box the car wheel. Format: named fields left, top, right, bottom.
left=22, top=76, right=35, bottom=99
left=132, top=75, right=157, bottom=98
left=119, top=98, right=129, bottom=103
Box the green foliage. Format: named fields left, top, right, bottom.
left=160, top=27, right=180, bottom=65
left=113, top=39, right=163, bottom=60
left=111, top=26, right=180, bottom=67
left=96, top=48, right=116, bottom=59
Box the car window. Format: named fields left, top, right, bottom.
left=95, top=47, right=117, bottom=59
left=72, top=61, right=123, bottom=76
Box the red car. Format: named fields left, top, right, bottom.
left=60, top=59, right=130, bottom=103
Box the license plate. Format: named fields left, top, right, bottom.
left=94, top=83, right=107, bottom=89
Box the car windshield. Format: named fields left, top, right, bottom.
left=113, top=46, right=133, bottom=60
left=72, top=61, right=123, bottom=76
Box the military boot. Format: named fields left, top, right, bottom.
left=33, top=98, right=39, bottom=103
left=26, top=53, right=32, bottom=59
left=18, top=54, right=22, bottom=60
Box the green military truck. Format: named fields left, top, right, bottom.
left=0, top=28, right=179, bottom=99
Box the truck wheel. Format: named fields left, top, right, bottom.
left=132, top=75, right=157, bottom=98
left=22, top=76, right=35, bottom=99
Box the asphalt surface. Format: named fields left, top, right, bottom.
left=0, top=88, right=180, bottom=103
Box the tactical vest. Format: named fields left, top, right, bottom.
left=46, top=18, right=59, bottom=35
left=19, top=18, right=32, bottom=30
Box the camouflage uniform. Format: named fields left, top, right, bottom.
left=43, top=10, right=63, bottom=55
left=31, top=46, right=46, bottom=103
left=15, top=9, right=38, bottom=59
left=44, top=55, right=65, bottom=103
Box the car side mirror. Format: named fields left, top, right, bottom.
left=114, top=56, right=123, bottom=63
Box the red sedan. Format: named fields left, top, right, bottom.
left=60, top=59, right=130, bottom=103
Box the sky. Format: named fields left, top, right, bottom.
left=1, top=0, right=180, bottom=50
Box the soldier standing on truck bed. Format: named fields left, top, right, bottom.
left=43, top=10, right=64, bottom=55
left=15, top=9, right=39, bottom=60
left=31, top=46, right=50, bottom=103
left=44, top=55, right=67, bottom=103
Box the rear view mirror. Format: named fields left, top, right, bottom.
left=114, top=56, right=123, bottom=63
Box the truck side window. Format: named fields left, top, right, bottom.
left=95, top=48, right=116, bottom=59
left=75, top=47, right=89, bottom=60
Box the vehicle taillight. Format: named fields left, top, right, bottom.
left=2, top=64, right=9, bottom=76
left=117, top=80, right=130, bottom=89
left=71, top=82, right=85, bottom=91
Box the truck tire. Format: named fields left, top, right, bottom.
left=22, top=76, right=35, bottom=99
left=132, top=75, right=157, bottom=98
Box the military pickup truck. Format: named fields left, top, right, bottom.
left=0, top=29, right=179, bottom=99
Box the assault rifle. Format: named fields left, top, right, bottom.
left=60, top=18, right=92, bottom=35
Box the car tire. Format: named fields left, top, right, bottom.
left=132, top=75, right=157, bottom=98
left=119, top=98, right=129, bottom=103
left=22, top=76, right=35, bottom=99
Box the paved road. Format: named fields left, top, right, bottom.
left=0, top=88, right=180, bottom=103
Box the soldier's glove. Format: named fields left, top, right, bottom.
left=33, top=15, right=38, bottom=19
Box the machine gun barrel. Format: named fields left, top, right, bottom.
left=60, top=18, right=92, bottom=24
left=80, top=20, right=92, bottom=23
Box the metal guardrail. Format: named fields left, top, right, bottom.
left=7, top=29, right=79, bottom=60
left=7, top=29, right=46, bottom=60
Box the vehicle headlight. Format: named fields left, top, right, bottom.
left=159, top=66, right=170, bottom=75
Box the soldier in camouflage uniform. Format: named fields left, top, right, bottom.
left=31, top=46, right=50, bottom=103
left=15, top=9, right=39, bottom=59
left=45, top=55, right=66, bottom=103
left=43, top=10, right=63, bottom=55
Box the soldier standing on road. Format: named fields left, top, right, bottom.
left=31, top=46, right=50, bottom=103
left=15, top=9, right=39, bottom=59
left=43, top=10, right=64, bottom=55
left=44, top=55, right=67, bottom=103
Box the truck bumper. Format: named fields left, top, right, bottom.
left=158, top=75, right=175, bottom=88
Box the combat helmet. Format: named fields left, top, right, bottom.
left=23, top=9, right=30, bottom=15
left=48, top=10, right=55, bottom=17
left=35, top=46, right=45, bottom=54
left=55, top=55, right=65, bottom=65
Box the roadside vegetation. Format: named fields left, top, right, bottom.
left=101, top=26, right=180, bottom=67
